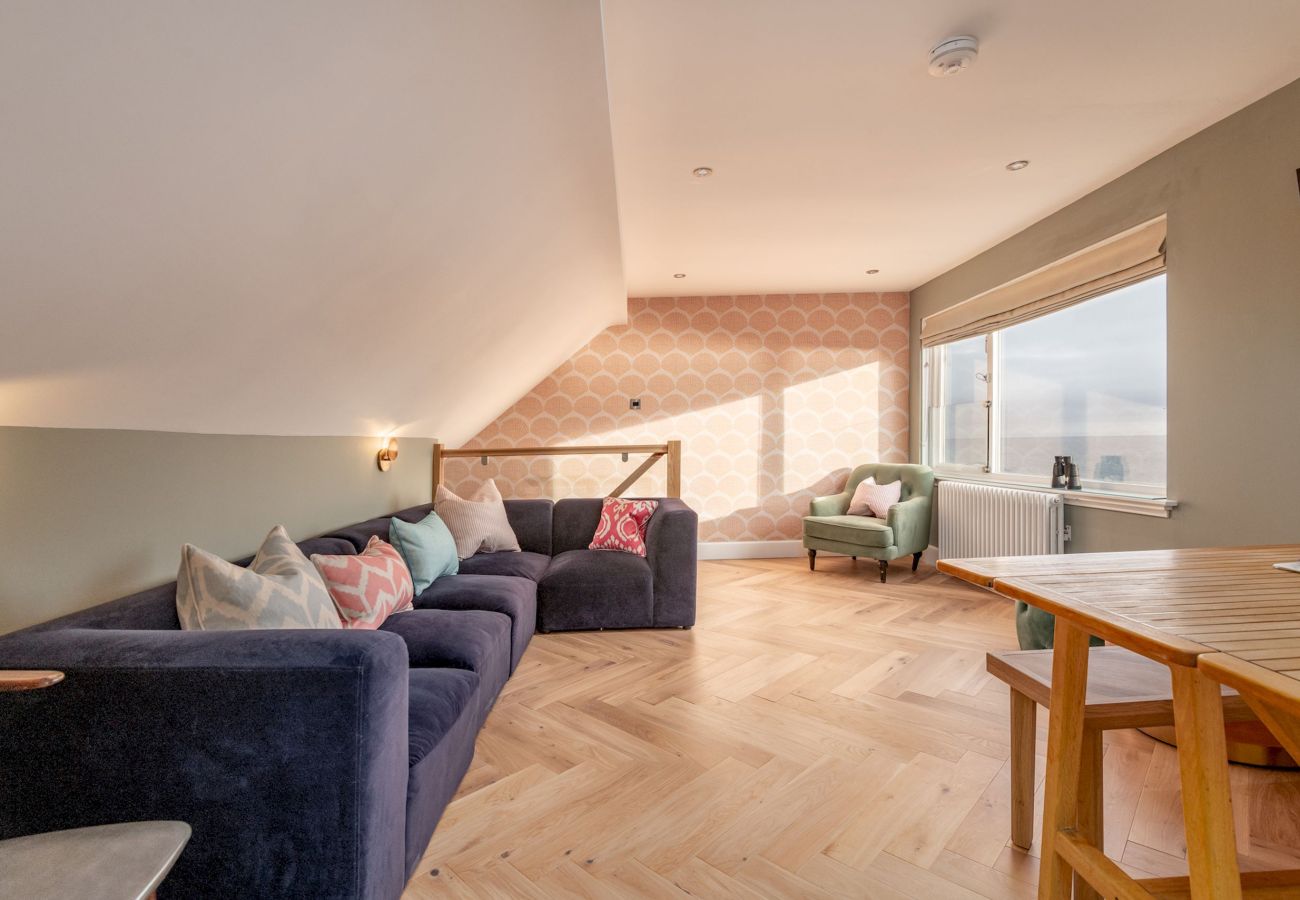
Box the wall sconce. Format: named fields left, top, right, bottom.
left=377, top=438, right=399, bottom=472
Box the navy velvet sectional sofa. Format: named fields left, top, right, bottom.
left=0, top=497, right=697, bottom=899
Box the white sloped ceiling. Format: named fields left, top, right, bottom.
left=0, top=0, right=626, bottom=445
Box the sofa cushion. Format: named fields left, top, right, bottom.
left=311, top=536, right=414, bottom=629
left=224, top=536, right=358, bottom=571
left=552, top=499, right=605, bottom=554
left=407, top=667, right=479, bottom=768
left=326, top=504, right=433, bottom=553
left=436, top=481, right=521, bottom=559
left=379, top=609, right=509, bottom=720
left=802, top=515, right=894, bottom=549
left=176, top=526, right=341, bottom=631
left=502, top=499, right=554, bottom=555
left=413, top=575, right=537, bottom=672
left=404, top=667, right=480, bottom=878
left=538, top=549, right=653, bottom=632
left=20, top=583, right=183, bottom=633
left=589, top=498, right=658, bottom=556
left=389, top=512, right=459, bottom=592
left=293, top=537, right=358, bottom=560
left=456, top=550, right=549, bottom=581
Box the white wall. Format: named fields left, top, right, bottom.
left=0, top=0, right=626, bottom=444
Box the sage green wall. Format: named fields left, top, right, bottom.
left=0, top=428, right=432, bottom=633
left=910, top=77, right=1300, bottom=553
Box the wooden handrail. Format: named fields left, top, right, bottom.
left=438, top=444, right=668, bottom=458
left=433, top=441, right=681, bottom=500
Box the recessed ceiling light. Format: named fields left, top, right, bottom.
left=692, top=167, right=714, bottom=178
left=866, top=269, right=880, bottom=275
left=1006, top=160, right=1030, bottom=171
left=673, top=273, right=687, bottom=278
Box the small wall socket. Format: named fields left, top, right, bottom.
left=628, top=397, right=642, bottom=410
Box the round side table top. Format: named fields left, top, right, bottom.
left=0, top=820, right=191, bottom=900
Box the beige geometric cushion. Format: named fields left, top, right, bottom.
left=435, top=480, right=521, bottom=560
left=175, top=525, right=342, bottom=630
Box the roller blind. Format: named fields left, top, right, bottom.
left=920, top=215, right=1166, bottom=347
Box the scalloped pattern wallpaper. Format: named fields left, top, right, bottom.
left=445, top=292, right=910, bottom=542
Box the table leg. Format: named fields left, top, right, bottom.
left=1170, top=665, right=1243, bottom=900
left=1037, top=619, right=1090, bottom=900
left=1240, top=695, right=1300, bottom=763
left=1010, top=688, right=1036, bottom=851
left=1074, top=728, right=1103, bottom=900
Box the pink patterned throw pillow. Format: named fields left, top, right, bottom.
left=589, top=498, right=659, bottom=556
left=311, top=536, right=415, bottom=629
left=846, top=477, right=903, bottom=518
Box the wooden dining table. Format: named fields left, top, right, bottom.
left=939, top=545, right=1300, bottom=900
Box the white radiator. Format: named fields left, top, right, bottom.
left=937, top=481, right=1065, bottom=559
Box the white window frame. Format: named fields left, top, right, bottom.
left=922, top=279, right=1174, bottom=516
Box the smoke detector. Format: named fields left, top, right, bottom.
left=928, top=35, right=979, bottom=77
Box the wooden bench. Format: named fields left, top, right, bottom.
left=986, top=647, right=1258, bottom=852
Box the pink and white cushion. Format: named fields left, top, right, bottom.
left=589, top=497, right=659, bottom=556
left=846, top=477, right=903, bottom=518
left=311, top=536, right=414, bottom=629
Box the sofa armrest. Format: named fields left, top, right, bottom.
left=809, top=491, right=851, bottom=517
left=645, top=498, right=698, bottom=627
left=0, top=628, right=410, bottom=900
left=886, top=496, right=932, bottom=555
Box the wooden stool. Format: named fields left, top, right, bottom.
left=986, top=647, right=1257, bottom=853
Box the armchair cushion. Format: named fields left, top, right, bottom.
left=847, top=478, right=901, bottom=517
left=802, top=515, right=894, bottom=549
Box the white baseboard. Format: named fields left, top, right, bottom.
left=698, top=541, right=944, bottom=563
left=697, top=540, right=804, bottom=560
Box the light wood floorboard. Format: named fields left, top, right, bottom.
left=404, top=557, right=1300, bottom=898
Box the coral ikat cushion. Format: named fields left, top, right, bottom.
left=589, top=497, right=659, bottom=556
left=847, top=477, right=903, bottom=518
left=311, top=536, right=415, bottom=630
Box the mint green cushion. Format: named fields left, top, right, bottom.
left=389, top=513, right=458, bottom=592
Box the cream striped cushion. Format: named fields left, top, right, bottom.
left=435, top=480, right=521, bottom=559
left=846, top=477, right=902, bottom=518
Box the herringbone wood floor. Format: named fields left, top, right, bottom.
left=403, top=557, right=1300, bottom=899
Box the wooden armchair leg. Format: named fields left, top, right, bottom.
left=808, top=549, right=816, bottom=571
left=912, top=551, right=922, bottom=571
left=878, top=560, right=888, bottom=583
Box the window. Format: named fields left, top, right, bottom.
left=924, top=274, right=1167, bottom=497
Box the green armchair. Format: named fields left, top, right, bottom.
left=803, top=463, right=934, bottom=583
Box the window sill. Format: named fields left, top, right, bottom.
left=934, top=474, right=1177, bottom=518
